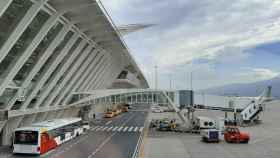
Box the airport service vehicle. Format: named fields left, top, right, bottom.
left=224, top=126, right=250, bottom=143
left=105, top=112, right=114, bottom=118
left=121, top=106, right=128, bottom=112
left=193, top=116, right=217, bottom=130
left=13, top=118, right=84, bottom=154
left=82, top=121, right=90, bottom=130
left=201, top=129, right=220, bottom=143
left=114, top=109, right=122, bottom=115
left=157, top=119, right=177, bottom=131
left=124, top=103, right=131, bottom=109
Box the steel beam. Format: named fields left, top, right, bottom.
left=85, top=60, right=109, bottom=91
left=0, top=13, right=60, bottom=97
left=0, top=0, right=48, bottom=68
left=52, top=52, right=103, bottom=107
left=42, top=47, right=96, bottom=108
left=78, top=57, right=107, bottom=91
left=0, top=0, right=13, bottom=18
left=90, top=63, right=111, bottom=90
left=62, top=55, right=106, bottom=105
left=77, top=57, right=107, bottom=91
left=7, top=25, right=71, bottom=110
left=33, top=40, right=89, bottom=108
left=21, top=33, right=80, bottom=109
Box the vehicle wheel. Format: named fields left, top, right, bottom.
left=243, top=140, right=249, bottom=144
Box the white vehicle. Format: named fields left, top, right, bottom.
left=193, top=116, right=217, bottom=129
left=82, top=121, right=90, bottom=130
left=152, top=109, right=164, bottom=113
left=13, top=118, right=84, bottom=155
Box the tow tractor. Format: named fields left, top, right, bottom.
left=157, top=119, right=177, bottom=131
left=224, top=126, right=250, bottom=143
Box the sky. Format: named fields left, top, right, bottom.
left=101, top=0, right=280, bottom=90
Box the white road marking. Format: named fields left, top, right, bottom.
left=128, top=126, right=134, bottom=132
left=105, top=121, right=112, bottom=125
left=101, top=126, right=108, bottom=131
left=139, top=127, right=144, bottom=132
left=107, top=126, right=113, bottom=131
left=95, top=126, right=103, bottom=131
left=123, top=127, right=128, bottom=132
left=117, top=126, right=124, bottom=132
left=91, top=126, right=99, bottom=131
left=112, top=126, right=119, bottom=131
left=134, top=127, right=138, bottom=132
left=88, top=113, right=136, bottom=158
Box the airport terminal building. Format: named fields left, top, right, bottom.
left=0, top=0, right=148, bottom=146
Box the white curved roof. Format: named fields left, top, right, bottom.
left=46, top=0, right=148, bottom=87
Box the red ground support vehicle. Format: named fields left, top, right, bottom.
left=224, top=126, right=250, bottom=143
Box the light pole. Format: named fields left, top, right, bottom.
left=190, top=71, right=193, bottom=90
left=169, top=73, right=172, bottom=90
left=154, top=65, right=158, bottom=90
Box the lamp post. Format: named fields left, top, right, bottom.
left=169, top=73, right=172, bottom=90
left=154, top=65, right=158, bottom=90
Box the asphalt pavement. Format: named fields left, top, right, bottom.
left=4, top=104, right=149, bottom=158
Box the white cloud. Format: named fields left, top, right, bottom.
left=102, top=0, right=280, bottom=89
left=236, top=68, right=280, bottom=83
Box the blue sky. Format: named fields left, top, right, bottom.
left=101, top=0, right=280, bottom=90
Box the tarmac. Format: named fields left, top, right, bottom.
left=144, top=100, right=280, bottom=158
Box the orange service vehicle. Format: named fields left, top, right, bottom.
left=224, top=126, right=250, bottom=143
left=105, top=112, right=114, bottom=118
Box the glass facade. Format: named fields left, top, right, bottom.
left=0, top=10, right=50, bottom=79
left=0, top=0, right=32, bottom=49
left=14, top=22, right=63, bottom=85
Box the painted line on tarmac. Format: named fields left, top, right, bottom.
left=101, top=126, right=109, bottom=131
left=87, top=113, right=136, bottom=158
left=117, top=126, right=124, bottom=132
left=123, top=127, right=128, bottom=132
left=107, top=126, right=113, bottom=131
left=134, top=127, right=139, bottom=132
left=112, top=126, right=119, bottom=131
left=128, top=126, right=134, bottom=132
left=105, top=121, right=112, bottom=125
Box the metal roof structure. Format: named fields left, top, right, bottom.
left=0, top=0, right=149, bottom=146
left=46, top=0, right=148, bottom=87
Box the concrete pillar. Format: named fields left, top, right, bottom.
left=33, top=112, right=48, bottom=123
left=19, top=114, right=36, bottom=127
left=2, top=116, right=23, bottom=146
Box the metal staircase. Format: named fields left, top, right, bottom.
left=240, top=86, right=272, bottom=123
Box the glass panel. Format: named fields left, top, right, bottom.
left=0, top=0, right=33, bottom=48
left=0, top=10, right=50, bottom=80
left=23, top=31, right=74, bottom=109
left=14, top=130, right=38, bottom=145
left=14, top=22, right=63, bottom=85
left=33, top=31, right=74, bottom=83
left=43, top=38, right=82, bottom=88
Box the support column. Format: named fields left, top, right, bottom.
left=2, top=116, right=23, bottom=146
left=33, top=112, right=48, bottom=123
left=19, top=114, right=36, bottom=127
